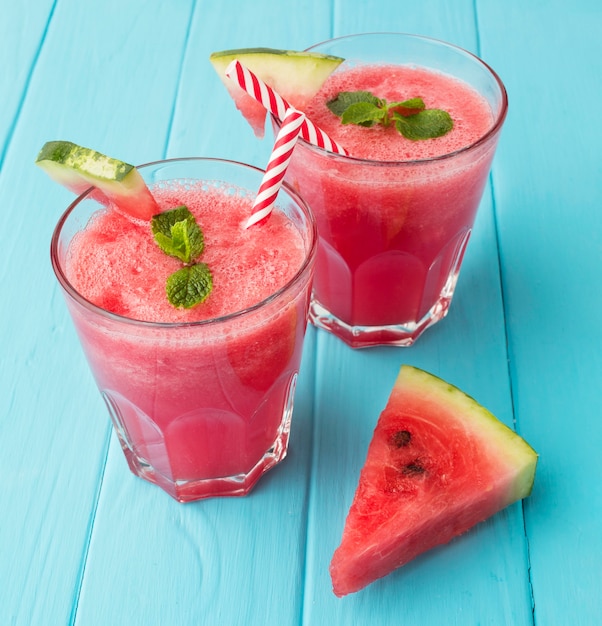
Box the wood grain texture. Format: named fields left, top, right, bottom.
left=1, top=1, right=195, bottom=624
left=1, top=0, right=600, bottom=624
left=478, top=2, right=602, bottom=624
left=300, top=2, right=532, bottom=624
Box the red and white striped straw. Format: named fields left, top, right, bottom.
left=225, top=59, right=349, bottom=156
left=245, top=107, right=306, bottom=229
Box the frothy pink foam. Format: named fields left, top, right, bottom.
left=304, top=64, right=493, bottom=161
left=66, top=181, right=306, bottom=323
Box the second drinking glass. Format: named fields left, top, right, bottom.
left=280, top=33, right=508, bottom=348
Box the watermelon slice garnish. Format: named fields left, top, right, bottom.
left=36, top=140, right=159, bottom=221
left=330, top=365, right=538, bottom=597
left=209, top=47, right=343, bottom=137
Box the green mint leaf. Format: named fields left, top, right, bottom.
left=150, top=206, right=213, bottom=309
left=393, top=109, right=454, bottom=141
left=151, top=205, right=204, bottom=264
left=341, top=101, right=386, bottom=127
left=328, top=89, right=453, bottom=141
left=326, top=91, right=381, bottom=117
left=390, top=97, right=426, bottom=116
left=166, top=262, right=213, bottom=309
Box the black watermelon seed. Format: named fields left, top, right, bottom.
left=402, top=461, right=426, bottom=476
left=389, top=430, right=412, bottom=448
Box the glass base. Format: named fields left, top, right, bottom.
left=124, top=435, right=290, bottom=503
left=103, top=374, right=298, bottom=503
left=309, top=297, right=453, bottom=348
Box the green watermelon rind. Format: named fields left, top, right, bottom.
left=209, top=47, right=344, bottom=136
left=37, top=141, right=135, bottom=181
left=36, top=141, right=159, bottom=221
left=209, top=48, right=343, bottom=103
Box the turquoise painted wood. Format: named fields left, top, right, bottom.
left=1, top=1, right=600, bottom=624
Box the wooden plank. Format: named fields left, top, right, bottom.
left=71, top=3, right=334, bottom=625
left=300, top=2, right=535, bottom=624
left=303, top=205, right=534, bottom=625
left=0, top=2, right=55, bottom=164
left=0, top=1, right=194, bottom=624
left=477, top=1, right=602, bottom=623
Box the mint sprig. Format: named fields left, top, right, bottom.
left=326, top=91, right=453, bottom=140
left=151, top=205, right=213, bottom=309
left=151, top=205, right=204, bottom=264
left=165, top=263, right=213, bottom=309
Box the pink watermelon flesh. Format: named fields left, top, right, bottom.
left=225, top=81, right=313, bottom=139
left=104, top=179, right=159, bottom=222
left=58, top=180, right=143, bottom=219
left=329, top=365, right=537, bottom=597
left=36, top=141, right=159, bottom=222
left=57, top=166, right=159, bottom=222
left=225, top=82, right=270, bottom=138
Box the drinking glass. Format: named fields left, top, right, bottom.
left=282, top=33, right=507, bottom=347
left=51, top=157, right=317, bottom=501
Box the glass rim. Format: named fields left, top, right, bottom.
left=50, top=156, right=318, bottom=329
left=280, top=31, right=508, bottom=166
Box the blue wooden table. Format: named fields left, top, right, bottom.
left=2, top=1, right=600, bottom=624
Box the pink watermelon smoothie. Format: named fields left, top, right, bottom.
left=66, top=183, right=307, bottom=324
left=53, top=159, right=316, bottom=501
left=284, top=47, right=506, bottom=347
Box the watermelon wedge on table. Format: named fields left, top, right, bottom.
left=209, top=47, right=343, bottom=137
left=330, top=365, right=537, bottom=597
